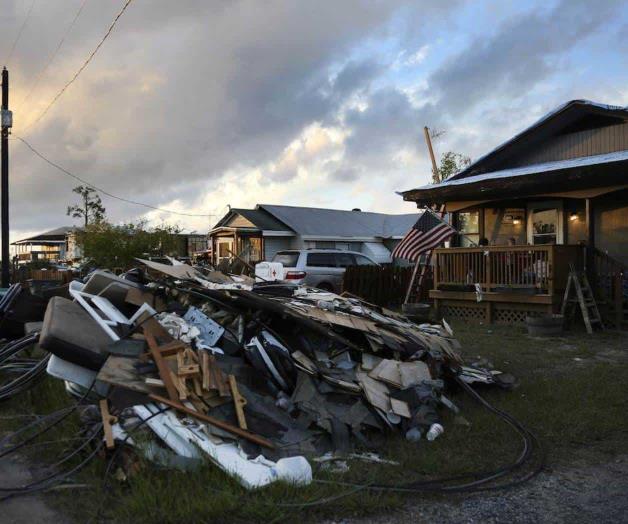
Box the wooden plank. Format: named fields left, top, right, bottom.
left=144, top=327, right=180, bottom=402
left=148, top=393, right=275, bottom=449
left=201, top=351, right=210, bottom=390
left=99, top=399, right=116, bottom=450
left=228, top=375, right=248, bottom=430
left=170, top=370, right=189, bottom=400
left=209, top=355, right=230, bottom=397
left=178, top=364, right=200, bottom=377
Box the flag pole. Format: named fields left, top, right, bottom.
left=402, top=205, right=478, bottom=304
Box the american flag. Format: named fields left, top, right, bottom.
left=392, top=209, right=456, bottom=261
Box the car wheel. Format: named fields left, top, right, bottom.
left=316, top=282, right=333, bottom=292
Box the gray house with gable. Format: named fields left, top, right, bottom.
left=209, top=204, right=418, bottom=265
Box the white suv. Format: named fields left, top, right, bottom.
left=272, top=249, right=379, bottom=293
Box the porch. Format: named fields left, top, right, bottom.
left=431, top=244, right=585, bottom=324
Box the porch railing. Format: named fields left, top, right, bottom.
left=433, top=245, right=584, bottom=295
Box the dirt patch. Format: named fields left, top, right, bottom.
left=331, top=451, right=628, bottom=524
left=0, top=455, right=71, bottom=524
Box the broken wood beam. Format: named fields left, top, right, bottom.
left=148, top=393, right=275, bottom=449
left=228, top=374, right=247, bottom=430
left=99, top=399, right=116, bottom=450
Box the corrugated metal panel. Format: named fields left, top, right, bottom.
left=264, top=237, right=291, bottom=261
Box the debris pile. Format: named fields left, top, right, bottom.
left=0, top=260, right=514, bottom=490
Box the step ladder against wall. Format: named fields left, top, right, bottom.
left=560, top=265, right=605, bottom=334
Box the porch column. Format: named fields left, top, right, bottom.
left=585, top=198, right=595, bottom=248
left=585, top=198, right=594, bottom=273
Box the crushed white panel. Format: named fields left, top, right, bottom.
left=133, top=404, right=312, bottom=489
left=46, top=355, right=97, bottom=389
left=183, top=306, right=225, bottom=346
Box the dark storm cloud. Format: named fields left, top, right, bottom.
left=7, top=0, right=430, bottom=232
left=429, top=0, right=623, bottom=113
left=0, top=0, right=623, bottom=235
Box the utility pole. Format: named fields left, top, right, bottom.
left=1, top=68, right=11, bottom=288
left=423, top=126, right=439, bottom=184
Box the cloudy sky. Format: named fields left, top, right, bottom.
left=3, top=0, right=627, bottom=240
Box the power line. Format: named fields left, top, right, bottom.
left=4, top=0, right=37, bottom=66
left=16, top=136, right=217, bottom=218
left=22, top=0, right=134, bottom=133
left=16, top=0, right=88, bottom=112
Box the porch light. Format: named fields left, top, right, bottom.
left=513, top=218, right=521, bottom=225
left=569, top=212, right=578, bottom=221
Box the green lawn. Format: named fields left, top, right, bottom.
left=1, top=323, right=627, bottom=523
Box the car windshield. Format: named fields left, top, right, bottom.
left=272, top=251, right=299, bottom=267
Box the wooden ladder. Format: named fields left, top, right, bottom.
left=561, top=264, right=604, bottom=334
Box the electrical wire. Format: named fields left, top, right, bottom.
left=0, top=381, right=95, bottom=459
left=0, top=333, right=47, bottom=402
left=0, top=422, right=103, bottom=493
left=22, top=0, right=134, bottom=132
left=15, top=136, right=217, bottom=218
left=4, top=0, right=37, bottom=67
left=0, top=439, right=104, bottom=502
left=16, top=0, right=88, bottom=112
left=300, top=376, right=544, bottom=502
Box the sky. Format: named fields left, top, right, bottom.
left=2, top=0, right=627, bottom=241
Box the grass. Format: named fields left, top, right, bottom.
left=1, top=323, right=627, bottom=522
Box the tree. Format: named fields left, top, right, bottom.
left=66, top=185, right=106, bottom=227
left=77, top=220, right=182, bottom=269
left=437, top=151, right=471, bottom=183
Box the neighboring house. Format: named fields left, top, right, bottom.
left=11, top=226, right=78, bottom=264
left=399, top=99, right=628, bottom=325
left=173, top=233, right=209, bottom=259
left=209, top=205, right=418, bottom=265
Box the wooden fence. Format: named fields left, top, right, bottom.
left=12, top=268, right=73, bottom=284
left=342, top=265, right=424, bottom=306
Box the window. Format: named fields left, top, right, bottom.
left=306, top=252, right=336, bottom=267
left=355, top=254, right=376, bottom=266
left=335, top=252, right=355, bottom=268
left=530, top=208, right=558, bottom=245
left=458, top=211, right=479, bottom=247
left=218, top=242, right=231, bottom=257
left=273, top=251, right=300, bottom=267
left=248, top=237, right=262, bottom=261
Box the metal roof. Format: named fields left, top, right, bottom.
left=447, top=99, right=628, bottom=182
left=12, top=226, right=78, bottom=245
left=258, top=204, right=418, bottom=238
left=405, top=150, right=628, bottom=192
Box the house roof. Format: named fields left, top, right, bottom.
left=212, top=208, right=292, bottom=232
left=258, top=204, right=418, bottom=238
left=449, top=100, right=628, bottom=181
left=12, top=226, right=78, bottom=245
left=400, top=99, right=628, bottom=204
left=400, top=151, right=628, bottom=204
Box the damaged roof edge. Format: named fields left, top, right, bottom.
left=447, top=99, right=628, bottom=182
left=398, top=150, right=628, bottom=199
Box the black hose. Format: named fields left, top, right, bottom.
left=289, top=377, right=544, bottom=507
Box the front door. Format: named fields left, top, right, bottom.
left=527, top=201, right=563, bottom=245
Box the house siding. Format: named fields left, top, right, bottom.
left=264, top=236, right=291, bottom=261
left=595, top=190, right=628, bottom=266
left=508, top=122, right=628, bottom=168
